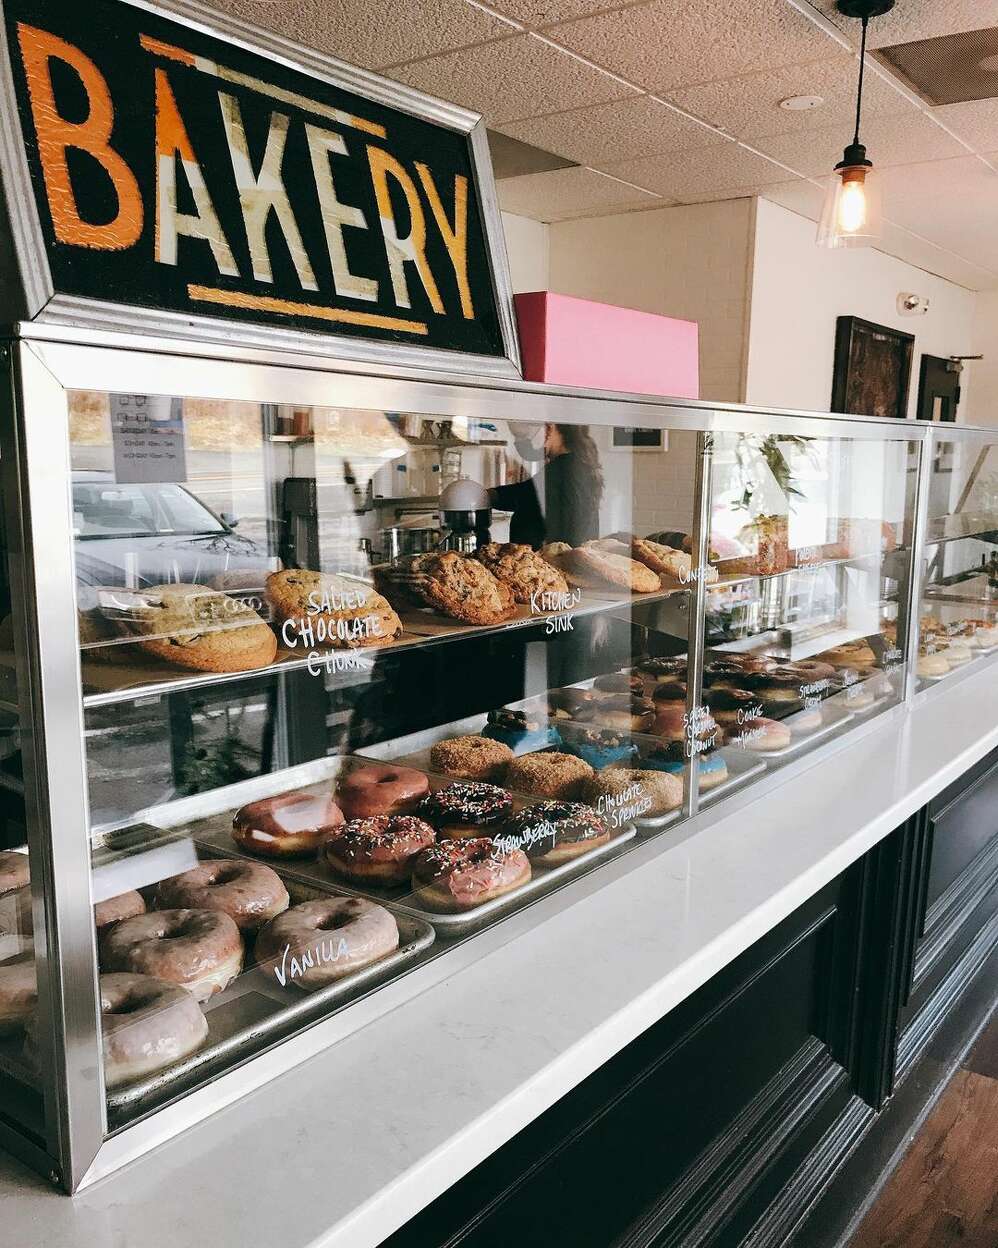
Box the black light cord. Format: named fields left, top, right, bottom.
left=853, top=15, right=869, bottom=146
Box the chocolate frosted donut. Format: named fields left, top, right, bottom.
left=255, top=897, right=399, bottom=989
left=101, top=909, right=243, bottom=1002
left=505, top=752, right=594, bottom=800
left=0, top=960, right=37, bottom=1037
left=411, top=838, right=531, bottom=912
left=496, top=800, right=610, bottom=866
left=94, top=891, right=146, bottom=931
left=704, top=687, right=759, bottom=712
left=336, top=762, right=429, bottom=819
left=652, top=680, right=687, bottom=704
left=547, top=687, right=593, bottom=719
left=100, top=972, right=208, bottom=1090
left=584, top=693, right=655, bottom=733
left=637, top=656, right=687, bottom=682
left=232, top=789, right=343, bottom=858
left=156, top=860, right=289, bottom=933
left=324, top=815, right=435, bottom=885
left=428, top=736, right=513, bottom=781
left=417, top=782, right=512, bottom=838
left=703, top=660, right=750, bottom=688
left=592, top=671, right=644, bottom=696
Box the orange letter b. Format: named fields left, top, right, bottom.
left=16, top=23, right=143, bottom=250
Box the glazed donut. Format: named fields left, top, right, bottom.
left=410, top=838, right=531, bottom=912
left=733, top=716, right=791, bottom=752
left=637, top=656, right=687, bottom=683
left=323, top=815, right=435, bottom=885
left=585, top=693, right=655, bottom=733
left=651, top=680, right=687, bottom=704
left=782, top=659, right=836, bottom=684
left=428, top=736, right=513, bottom=781
left=101, top=909, right=243, bottom=1003
left=0, top=852, right=29, bottom=898
left=94, top=891, right=146, bottom=931
left=652, top=703, right=723, bottom=749
left=592, top=671, right=644, bottom=696
left=504, top=752, right=594, bottom=800
left=704, top=687, right=759, bottom=713
left=496, top=800, right=610, bottom=866
left=582, top=766, right=685, bottom=815
left=233, top=789, right=344, bottom=858
left=156, top=860, right=289, bottom=933
left=819, top=640, right=876, bottom=669
left=255, top=897, right=399, bottom=989
left=918, top=652, right=949, bottom=677
left=0, top=960, right=36, bottom=1037
left=99, top=972, right=208, bottom=1090
left=336, top=763, right=429, bottom=819
left=417, top=782, right=512, bottom=838
left=702, top=660, right=750, bottom=689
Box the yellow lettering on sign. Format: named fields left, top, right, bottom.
left=16, top=22, right=142, bottom=250
left=416, top=165, right=474, bottom=320
left=366, top=146, right=444, bottom=315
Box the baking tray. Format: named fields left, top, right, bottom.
left=105, top=860, right=434, bottom=1120
left=742, top=704, right=855, bottom=761
left=193, top=819, right=637, bottom=938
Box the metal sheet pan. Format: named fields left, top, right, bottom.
left=746, top=704, right=855, bottom=761
left=628, top=748, right=766, bottom=837
left=106, top=862, right=434, bottom=1121
left=193, top=820, right=637, bottom=937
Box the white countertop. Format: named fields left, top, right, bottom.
left=4, top=667, right=998, bottom=1248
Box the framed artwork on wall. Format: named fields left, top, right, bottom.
left=831, top=316, right=915, bottom=420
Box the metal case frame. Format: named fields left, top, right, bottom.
left=2, top=320, right=993, bottom=1193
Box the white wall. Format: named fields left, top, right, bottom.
left=500, top=211, right=550, bottom=294
left=745, top=198, right=978, bottom=420
left=969, top=290, right=998, bottom=427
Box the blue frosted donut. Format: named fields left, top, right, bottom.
left=483, top=709, right=561, bottom=755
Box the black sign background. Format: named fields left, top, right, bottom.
left=3, top=0, right=507, bottom=357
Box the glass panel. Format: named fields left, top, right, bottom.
left=68, top=392, right=701, bottom=1131
left=705, top=431, right=917, bottom=779
left=917, top=434, right=998, bottom=687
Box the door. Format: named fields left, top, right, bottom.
left=917, top=355, right=961, bottom=422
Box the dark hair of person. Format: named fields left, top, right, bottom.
left=557, top=424, right=604, bottom=508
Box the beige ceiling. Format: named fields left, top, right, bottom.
left=203, top=0, right=998, bottom=289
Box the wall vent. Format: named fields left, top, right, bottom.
left=876, top=27, right=998, bottom=105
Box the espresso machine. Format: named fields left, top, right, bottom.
left=438, top=478, right=492, bottom=553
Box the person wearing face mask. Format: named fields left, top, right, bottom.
left=489, top=423, right=604, bottom=548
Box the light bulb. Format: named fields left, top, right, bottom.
left=837, top=176, right=867, bottom=234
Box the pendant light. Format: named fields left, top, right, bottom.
left=817, top=0, right=895, bottom=249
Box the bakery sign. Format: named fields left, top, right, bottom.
left=0, top=0, right=520, bottom=373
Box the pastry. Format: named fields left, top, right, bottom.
left=106, top=583, right=278, bottom=673
left=98, top=973, right=208, bottom=1089
left=155, top=860, right=289, bottom=933
left=381, top=552, right=517, bottom=625
left=568, top=543, right=661, bottom=593
left=637, top=656, right=687, bottom=683
left=336, top=764, right=429, bottom=819
left=504, top=751, right=594, bottom=799
left=410, top=838, right=530, bottom=912
left=482, top=709, right=561, bottom=755
left=547, top=687, right=595, bottom=719
left=323, top=815, right=436, bottom=886
left=255, top=898, right=399, bottom=987
left=592, top=671, right=645, bottom=696
left=583, top=693, right=655, bottom=733
left=266, top=570, right=401, bottom=650
left=496, top=800, right=610, bottom=866
left=630, top=537, right=719, bottom=586
left=818, top=640, right=876, bottom=670
left=428, top=735, right=514, bottom=781
left=100, top=909, right=243, bottom=1003
left=581, top=767, right=684, bottom=818
left=643, top=741, right=728, bottom=791
left=232, top=789, right=344, bottom=857
left=474, top=543, right=570, bottom=606
left=917, top=652, right=949, bottom=678
left=560, top=725, right=638, bottom=770
left=417, top=781, right=513, bottom=838
left=94, top=891, right=146, bottom=931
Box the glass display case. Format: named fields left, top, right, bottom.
left=913, top=425, right=998, bottom=688
left=0, top=331, right=979, bottom=1192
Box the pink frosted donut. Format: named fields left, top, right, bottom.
left=336, top=763, right=430, bottom=819
left=156, top=859, right=289, bottom=932
left=94, top=891, right=146, bottom=931
left=255, top=897, right=399, bottom=990
left=232, top=789, right=344, bottom=858
left=99, top=972, right=208, bottom=1089
left=101, top=909, right=243, bottom=1002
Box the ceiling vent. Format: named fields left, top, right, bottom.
left=876, top=27, right=998, bottom=105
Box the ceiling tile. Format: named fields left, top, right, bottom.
left=933, top=98, right=998, bottom=150
left=547, top=0, right=838, bottom=93
left=808, top=1, right=998, bottom=51
left=753, top=113, right=966, bottom=177
left=203, top=0, right=511, bottom=70
left=758, top=178, right=826, bottom=219
left=497, top=166, right=663, bottom=220
left=668, top=54, right=911, bottom=141
left=389, top=33, right=635, bottom=123
left=496, top=95, right=727, bottom=164
left=484, top=0, right=634, bottom=23
left=598, top=141, right=786, bottom=198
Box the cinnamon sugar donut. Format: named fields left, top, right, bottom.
left=336, top=763, right=429, bottom=819
left=156, top=860, right=289, bottom=933
left=94, top=891, right=146, bottom=931
left=101, top=909, right=243, bottom=1003
left=0, top=960, right=36, bottom=1037
left=100, top=972, right=208, bottom=1090
left=323, top=815, right=435, bottom=886
left=233, top=789, right=343, bottom=858
left=504, top=752, right=594, bottom=800
left=428, top=736, right=513, bottom=782
left=410, top=838, right=531, bottom=912
left=255, top=897, right=399, bottom=989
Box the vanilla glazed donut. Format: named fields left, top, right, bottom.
left=255, top=897, right=399, bottom=990
left=0, top=852, right=32, bottom=941
left=232, top=789, right=344, bottom=858
left=417, top=781, right=512, bottom=839
left=324, top=815, right=435, bottom=885
left=156, top=860, right=289, bottom=933
left=99, top=972, right=208, bottom=1090
left=496, top=800, right=611, bottom=866
left=0, top=851, right=29, bottom=897
left=101, top=909, right=243, bottom=1003
left=410, top=838, right=531, bottom=912
left=0, top=960, right=37, bottom=1037
left=94, top=891, right=146, bottom=931
left=336, top=763, right=430, bottom=819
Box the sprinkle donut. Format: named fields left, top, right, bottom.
left=496, top=800, right=611, bottom=866
left=417, top=782, right=513, bottom=839
left=410, top=838, right=530, bottom=912
left=324, top=815, right=436, bottom=886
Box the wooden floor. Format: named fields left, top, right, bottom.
left=849, top=1010, right=998, bottom=1248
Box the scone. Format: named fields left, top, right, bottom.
left=474, top=543, right=569, bottom=605
left=631, top=537, right=718, bottom=585
left=569, top=544, right=661, bottom=593
left=108, top=584, right=278, bottom=673
left=267, top=569, right=401, bottom=649
left=384, top=552, right=517, bottom=625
